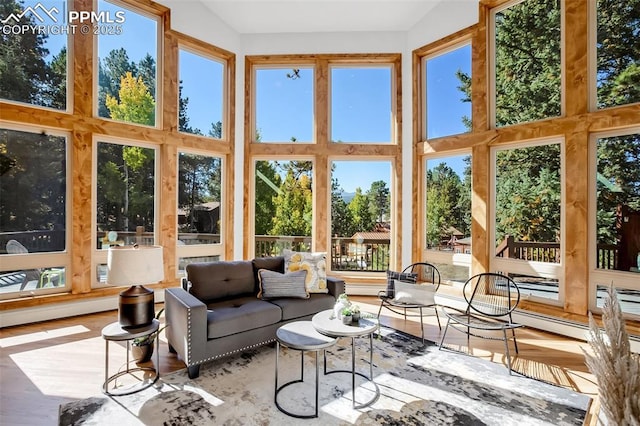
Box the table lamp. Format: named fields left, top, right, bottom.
left=107, top=245, right=164, bottom=329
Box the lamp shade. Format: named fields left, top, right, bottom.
left=107, top=245, right=164, bottom=286
left=107, top=245, right=164, bottom=329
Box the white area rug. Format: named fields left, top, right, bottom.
left=59, top=327, right=591, bottom=425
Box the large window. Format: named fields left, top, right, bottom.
left=331, top=160, right=392, bottom=272
left=493, top=140, right=563, bottom=302
left=424, top=154, right=472, bottom=283
left=255, top=67, right=314, bottom=142
left=178, top=152, right=222, bottom=245
left=178, top=48, right=225, bottom=138
left=0, top=127, right=68, bottom=296
left=491, top=0, right=561, bottom=127
left=594, top=131, right=640, bottom=273
left=595, top=0, right=640, bottom=109
left=96, top=140, right=157, bottom=249
left=254, top=160, right=313, bottom=256
left=0, top=0, right=68, bottom=110
left=331, top=67, right=392, bottom=143
left=97, top=0, right=159, bottom=126
left=424, top=43, right=472, bottom=139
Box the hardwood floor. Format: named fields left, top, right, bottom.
left=0, top=296, right=599, bottom=425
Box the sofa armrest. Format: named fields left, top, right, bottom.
left=327, top=276, right=345, bottom=299
left=164, top=287, right=208, bottom=366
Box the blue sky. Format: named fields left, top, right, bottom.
left=29, top=0, right=470, bottom=193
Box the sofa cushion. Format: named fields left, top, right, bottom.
left=187, top=261, right=255, bottom=302
left=257, top=269, right=309, bottom=299
left=283, top=250, right=328, bottom=293
left=206, top=296, right=282, bottom=339
left=252, top=256, right=285, bottom=292
left=268, top=293, right=336, bottom=321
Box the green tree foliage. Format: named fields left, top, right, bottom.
left=96, top=143, right=155, bottom=233
left=270, top=167, right=312, bottom=236
left=105, top=72, right=155, bottom=125
left=0, top=0, right=66, bottom=109
left=596, top=0, right=640, bottom=108
left=494, top=0, right=561, bottom=127
left=331, top=174, right=355, bottom=237
left=426, top=163, right=463, bottom=248
left=368, top=180, right=390, bottom=223
left=98, top=49, right=156, bottom=120
left=348, top=188, right=374, bottom=232
left=0, top=130, right=66, bottom=251
left=0, top=1, right=47, bottom=104
left=254, top=160, right=282, bottom=235
left=495, top=144, right=561, bottom=244
left=178, top=154, right=221, bottom=233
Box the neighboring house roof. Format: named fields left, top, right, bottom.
left=445, top=226, right=464, bottom=237
left=454, top=236, right=472, bottom=245
left=351, top=231, right=390, bottom=241
left=177, top=201, right=220, bottom=216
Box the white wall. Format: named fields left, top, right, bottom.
left=407, top=0, right=478, bottom=50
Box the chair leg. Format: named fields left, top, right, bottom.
left=377, top=301, right=384, bottom=318
left=434, top=307, right=441, bottom=330
left=511, top=328, right=519, bottom=353
left=418, top=307, right=425, bottom=343
left=438, top=318, right=451, bottom=350
left=503, top=329, right=513, bottom=375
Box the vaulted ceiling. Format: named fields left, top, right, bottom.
left=196, top=0, right=447, bottom=34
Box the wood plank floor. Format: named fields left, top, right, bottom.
left=0, top=296, right=600, bottom=425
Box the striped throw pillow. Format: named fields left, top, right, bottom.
left=257, top=269, right=309, bottom=299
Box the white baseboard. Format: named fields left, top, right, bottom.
left=433, top=291, right=640, bottom=353
left=0, top=290, right=166, bottom=328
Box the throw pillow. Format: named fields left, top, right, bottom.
left=393, top=280, right=437, bottom=305
left=385, top=270, right=417, bottom=297
left=257, top=269, right=309, bottom=299
left=283, top=249, right=328, bottom=293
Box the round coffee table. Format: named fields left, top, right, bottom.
left=275, top=321, right=337, bottom=418
left=311, top=309, right=380, bottom=408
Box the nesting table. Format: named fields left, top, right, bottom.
left=101, top=319, right=160, bottom=396
left=274, top=321, right=337, bottom=418
left=311, top=309, right=380, bottom=409
left=274, top=310, right=380, bottom=418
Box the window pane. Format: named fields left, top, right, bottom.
left=178, top=153, right=222, bottom=245
left=0, top=129, right=66, bottom=253
left=595, top=133, right=640, bottom=272
left=0, top=267, right=66, bottom=293
left=0, top=0, right=67, bottom=110
left=96, top=142, right=156, bottom=248
left=494, top=0, right=561, bottom=127
left=596, top=0, right=640, bottom=109
left=331, top=67, right=392, bottom=143
left=425, top=44, right=472, bottom=139
left=178, top=255, right=220, bottom=276
left=255, top=68, right=313, bottom=142
left=596, top=285, right=640, bottom=316
left=254, top=160, right=313, bottom=255
left=495, top=143, right=561, bottom=263
left=425, top=155, right=472, bottom=251
left=509, top=272, right=559, bottom=302
left=330, top=161, right=391, bottom=271
left=178, top=49, right=225, bottom=138
left=97, top=0, right=158, bottom=126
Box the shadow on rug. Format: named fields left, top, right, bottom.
left=59, top=327, right=591, bottom=425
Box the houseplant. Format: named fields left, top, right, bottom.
left=132, top=308, right=166, bottom=363
left=341, top=307, right=353, bottom=324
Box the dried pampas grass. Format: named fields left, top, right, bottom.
left=583, top=286, right=640, bottom=425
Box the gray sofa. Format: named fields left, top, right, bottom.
left=164, top=256, right=345, bottom=378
